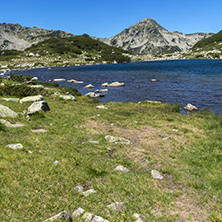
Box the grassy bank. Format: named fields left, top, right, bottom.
left=0, top=77, right=221, bottom=221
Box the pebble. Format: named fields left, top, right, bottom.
left=89, top=140, right=99, bottom=144
left=75, top=185, right=84, bottom=193
left=72, top=207, right=85, bottom=217
left=31, top=128, right=47, bottom=133
left=151, top=170, right=163, bottom=180
left=107, top=202, right=125, bottom=211
left=53, top=160, right=60, bottom=166
left=82, top=189, right=96, bottom=197
left=114, top=165, right=130, bottom=173
left=133, top=213, right=144, bottom=222
left=44, top=211, right=71, bottom=221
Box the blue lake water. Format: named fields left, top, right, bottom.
left=11, top=59, right=222, bottom=115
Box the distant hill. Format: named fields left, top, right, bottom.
left=0, top=23, right=75, bottom=50
left=192, top=30, right=222, bottom=50
left=99, top=18, right=212, bottom=55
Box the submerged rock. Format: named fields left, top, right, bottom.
left=0, top=104, right=18, bottom=118
left=0, top=119, right=24, bottom=128
left=105, top=135, right=132, bottom=145
left=183, top=103, right=199, bottom=112
left=101, top=82, right=109, bottom=87
left=67, top=79, right=84, bottom=84
left=53, top=78, right=66, bottom=82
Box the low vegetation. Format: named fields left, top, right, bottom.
left=0, top=75, right=221, bottom=221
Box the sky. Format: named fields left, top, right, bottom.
left=1, top=0, right=222, bottom=38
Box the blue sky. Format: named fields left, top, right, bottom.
left=1, top=0, right=222, bottom=38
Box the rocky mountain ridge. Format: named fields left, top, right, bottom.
left=100, top=18, right=213, bottom=55
left=0, top=23, right=75, bottom=50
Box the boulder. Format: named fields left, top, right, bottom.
left=108, top=82, right=125, bottom=87
left=0, top=104, right=18, bottom=118
left=6, top=143, right=23, bottom=150
left=20, top=95, right=43, bottom=103
left=94, top=89, right=108, bottom=93
left=84, top=84, right=95, bottom=89
left=183, top=103, right=199, bottom=112
left=82, top=212, right=94, bottom=222
left=67, top=79, right=84, bottom=84
left=85, top=92, right=104, bottom=98
left=59, top=95, right=76, bottom=101
left=53, top=78, right=66, bottom=82
left=105, top=135, right=132, bottom=145
left=101, top=82, right=109, bottom=87
left=151, top=170, right=163, bottom=180
left=27, top=100, right=50, bottom=114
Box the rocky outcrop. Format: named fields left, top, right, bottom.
left=100, top=18, right=212, bottom=55
left=0, top=104, right=18, bottom=117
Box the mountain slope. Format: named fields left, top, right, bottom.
left=101, top=18, right=212, bottom=55
left=0, top=23, right=75, bottom=50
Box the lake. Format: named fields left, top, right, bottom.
left=11, top=59, right=222, bottom=115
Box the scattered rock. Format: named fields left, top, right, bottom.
left=105, top=135, right=132, bottom=145
left=44, top=211, right=71, bottom=221
left=53, top=160, right=60, bottom=166
left=84, top=84, right=95, bottom=89
left=67, top=79, right=84, bottom=84
left=108, top=81, right=125, bottom=87
left=31, top=128, right=47, bottom=133
left=96, top=105, right=107, bottom=109
left=101, top=82, right=109, bottom=87
left=183, top=103, right=199, bottom=112
left=27, top=100, right=50, bottom=114
left=72, top=207, right=85, bottom=217
left=133, top=213, right=144, bottom=222
left=107, top=202, right=125, bottom=211
left=75, top=185, right=84, bottom=193
left=114, top=165, right=130, bottom=173
left=0, top=119, right=24, bottom=128
left=151, top=170, right=163, bottom=180
left=20, top=95, right=43, bottom=103
left=53, top=78, right=66, bottom=82
left=89, top=140, right=99, bottom=144
left=6, top=143, right=23, bottom=150
left=0, top=104, right=18, bottom=118
left=82, top=189, right=96, bottom=197
left=172, top=129, right=179, bottom=132
left=150, top=79, right=159, bottom=82
left=94, top=89, right=108, bottom=93
left=82, top=212, right=94, bottom=222
left=2, top=98, right=20, bottom=102
left=29, top=85, right=44, bottom=89
left=92, top=215, right=109, bottom=222
left=59, top=95, right=76, bottom=101
left=85, top=92, right=104, bottom=98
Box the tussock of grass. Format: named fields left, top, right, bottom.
left=0, top=78, right=221, bottom=221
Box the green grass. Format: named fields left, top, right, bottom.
left=0, top=77, right=222, bottom=221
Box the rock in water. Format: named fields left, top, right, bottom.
left=183, top=103, right=199, bottom=112
left=27, top=100, right=50, bottom=114
left=0, top=104, right=18, bottom=118
left=20, top=95, right=43, bottom=103
left=53, top=78, right=66, bottom=82
left=2, top=98, right=20, bottom=102
left=84, top=84, right=95, bottom=89
left=151, top=170, right=163, bottom=180
left=105, top=135, right=132, bottom=145
left=85, top=92, right=104, bottom=98
left=108, top=81, right=125, bottom=87
left=101, top=82, right=109, bottom=87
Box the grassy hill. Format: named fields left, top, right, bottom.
left=0, top=75, right=221, bottom=221
left=0, top=36, right=132, bottom=69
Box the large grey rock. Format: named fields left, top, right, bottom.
left=27, top=100, right=50, bottom=114
left=183, top=103, right=199, bottom=112
left=85, top=92, right=104, bottom=98
left=59, top=95, right=76, bottom=101
left=108, top=82, right=125, bottom=87
left=151, top=170, right=163, bottom=180
left=84, top=84, right=95, bottom=89
left=101, top=82, right=109, bottom=87
left=94, top=89, right=108, bottom=93
left=6, top=143, right=23, bottom=150
left=53, top=78, right=66, bottom=82
left=114, top=165, right=130, bottom=173
left=67, top=79, right=84, bottom=84
left=44, top=211, right=71, bottom=221
left=0, top=104, right=18, bottom=118
left=2, top=98, right=20, bottom=102
left=20, top=95, right=43, bottom=103
left=105, top=135, right=132, bottom=145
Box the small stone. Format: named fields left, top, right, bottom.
left=29, top=85, right=44, bottom=89
left=151, top=170, right=163, bottom=180
left=105, top=135, right=132, bottom=145
left=85, top=92, right=104, bottom=98
left=75, top=185, right=84, bottom=193
left=183, top=103, right=199, bottom=112
left=94, top=89, right=108, bottom=93
left=82, top=189, right=96, bottom=197
left=59, top=95, right=76, bottom=101
left=0, top=119, right=24, bottom=128
left=162, top=137, right=169, bottom=141
left=44, top=211, right=71, bottom=221
left=108, top=81, right=125, bottom=87
left=31, top=128, right=47, bottom=133
left=82, top=212, right=94, bottom=222
left=172, top=129, right=179, bottom=132
left=67, top=79, right=83, bottom=84
left=92, top=215, right=109, bottom=222
left=114, top=165, right=130, bottom=173
left=72, top=207, right=85, bottom=217
left=84, top=84, right=95, bottom=89
left=89, top=140, right=99, bottom=144
left=96, top=105, right=107, bottom=109
left=53, top=78, right=66, bottom=82
left=107, top=202, right=125, bottom=211
left=133, top=213, right=144, bottom=222
left=6, top=143, right=23, bottom=150
left=53, top=160, right=59, bottom=166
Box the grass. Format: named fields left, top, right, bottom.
left=0, top=77, right=222, bottom=221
